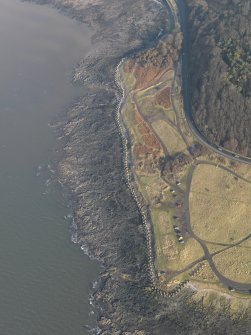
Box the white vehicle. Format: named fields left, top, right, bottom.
left=218, top=147, right=223, bottom=151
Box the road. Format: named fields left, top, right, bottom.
left=162, top=0, right=251, bottom=294
left=185, top=165, right=251, bottom=294
left=174, top=0, right=251, bottom=165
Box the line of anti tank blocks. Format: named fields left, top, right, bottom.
left=151, top=278, right=190, bottom=297
left=114, top=61, right=156, bottom=284
left=114, top=60, right=190, bottom=297
left=188, top=263, right=206, bottom=277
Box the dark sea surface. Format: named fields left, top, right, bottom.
left=0, top=0, right=99, bottom=334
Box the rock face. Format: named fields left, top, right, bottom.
left=27, top=0, right=251, bottom=333
left=184, top=0, right=251, bottom=155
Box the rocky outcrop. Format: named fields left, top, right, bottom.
left=26, top=0, right=251, bottom=333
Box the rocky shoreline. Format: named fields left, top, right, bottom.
left=25, top=0, right=251, bottom=333
left=115, top=59, right=157, bottom=287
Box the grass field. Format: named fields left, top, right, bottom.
left=190, top=164, right=251, bottom=244
left=151, top=208, right=177, bottom=270
left=213, top=245, right=251, bottom=283
left=152, top=120, right=187, bottom=155
left=120, top=61, right=251, bottom=297
left=138, top=175, right=168, bottom=205
left=122, top=99, right=144, bottom=145
left=166, top=238, right=204, bottom=271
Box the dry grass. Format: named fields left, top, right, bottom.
left=136, top=96, right=158, bottom=117
left=122, top=99, right=144, bottom=145
left=151, top=201, right=204, bottom=274
left=191, top=263, right=219, bottom=283
left=213, top=246, right=251, bottom=283
left=159, top=68, right=174, bottom=82
left=155, top=87, right=171, bottom=109
left=206, top=243, right=227, bottom=254
left=152, top=120, right=186, bottom=155
left=137, top=89, right=177, bottom=123
left=162, top=106, right=177, bottom=124
left=190, top=289, right=251, bottom=316
left=151, top=208, right=178, bottom=271
left=172, top=97, right=195, bottom=145
left=121, top=58, right=251, bottom=294
left=239, top=239, right=251, bottom=248
left=122, top=71, right=136, bottom=90
left=138, top=175, right=169, bottom=205
left=134, top=109, right=162, bottom=150
left=166, top=238, right=204, bottom=271
left=236, top=164, right=251, bottom=181
left=190, top=164, right=251, bottom=244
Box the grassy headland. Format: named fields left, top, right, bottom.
left=119, top=31, right=251, bottom=306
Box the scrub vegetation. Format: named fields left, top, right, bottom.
left=120, top=33, right=251, bottom=298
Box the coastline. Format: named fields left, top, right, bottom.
left=115, top=59, right=157, bottom=286
left=24, top=0, right=251, bottom=333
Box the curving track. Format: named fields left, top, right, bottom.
left=162, top=0, right=251, bottom=294
left=176, top=0, right=251, bottom=165
left=185, top=165, right=251, bottom=294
